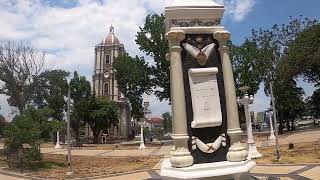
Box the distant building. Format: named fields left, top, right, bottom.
left=90, top=25, right=132, bottom=140
left=147, top=117, right=164, bottom=129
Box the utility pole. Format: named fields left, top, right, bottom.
left=269, top=81, right=280, bottom=160
left=66, top=86, right=73, bottom=176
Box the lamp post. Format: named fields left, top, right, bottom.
left=138, top=119, right=146, bottom=150
left=268, top=109, right=276, bottom=141
left=238, top=86, right=262, bottom=159
left=139, top=96, right=150, bottom=150
left=54, top=131, right=62, bottom=149
left=66, top=83, right=73, bottom=176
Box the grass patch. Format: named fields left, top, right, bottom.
left=29, top=154, right=161, bottom=179
left=256, top=142, right=320, bottom=164
left=0, top=154, right=65, bottom=174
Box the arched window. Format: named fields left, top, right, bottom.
left=104, top=83, right=109, bottom=95
left=106, top=55, right=110, bottom=64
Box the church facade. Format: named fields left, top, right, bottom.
left=92, top=25, right=132, bottom=140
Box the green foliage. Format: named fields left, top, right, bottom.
left=3, top=106, right=62, bottom=166
left=273, top=79, right=305, bottom=133
left=70, top=71, right=91, bottom=103
left=230, top=39, right=262, bottom=96
left=70, top=71, right=91, bottom=142
left=34, top=70, right=70, bottom=121
left=286, top=24, right=320, bottom=86
left=152, top=127, right=164, bottom=142
left=0, top=41, right=46, bottom=113
left=85, top=97, right=119, bottom=143
left=251, top=16, right=318, bottom=95
left=113, top=53, right=153, bottom=118
left=136, top=14, right=169, bottom=101
left=256, top=112, right=264, bottom=123
left=0, top=114, right=9, bottom=137
left=143, top=127, right=151, bottom=138
left=162, top=112, right=172, bottom=133
left=307, top=89, right=320, bottom=119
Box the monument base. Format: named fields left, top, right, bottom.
left=161, top=158, right=256, bottom=179
left=54, top=143, right=62, bottom=149
left=248, top=142, right=262, bottom=159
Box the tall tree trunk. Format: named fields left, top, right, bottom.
left=74, top=128, right=80, bottom=144
left=93, top=131, right=100, bottom=144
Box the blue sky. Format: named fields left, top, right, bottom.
left=0, top=0, right=319, bottom=120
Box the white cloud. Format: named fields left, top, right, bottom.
left=219, top=0, right=256, bottom=21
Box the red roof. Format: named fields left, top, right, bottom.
left=149, top=117, right=163, bottom=124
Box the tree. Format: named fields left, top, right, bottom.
left=230, top=40, right=262, bottom=96
left=136, top=14, right=169, bottom=101
left=252, top=16, right=318, bottom=95
left=4, top=106, right=61, bottom=166
left=0, top=41, right=46, bottom=113
left=153, top=127, right=164, bottom=143
left=86, top=97, right=119, bottom=143
left=162, top=112, right=172, bottom=133
left=113, top=53, right=153, bottom=119
left=35, top=70, right=70, bottom=121
left=229, top=40, right=262, bottom=124
left=273, top=79, right=305, bottom=133
left=286, top=24, right=320, bottom=86
left=70, top=71, right=91, bottom=143
left=0, top=114, right=9, bottom=137
left=307, top=89, right=320, bottom=124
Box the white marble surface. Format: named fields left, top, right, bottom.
left=188, top=67, right=222, bottom=128
left=169, top=0, right=221, bottom=6
left=161, top=158, right=256, bottom=179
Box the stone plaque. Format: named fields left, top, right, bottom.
left=188, top=68, right=222, bottom=128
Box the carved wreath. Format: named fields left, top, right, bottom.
left=171, top=18, right=221, bottom=27
left=192, top=134, right=226, bottom=153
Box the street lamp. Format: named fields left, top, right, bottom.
left=138, top=119, right=146, bottom=150
left=54, top=131, right=62, bottom=149
left=138, top=96, right=150, bottom=150
left=267, top=109, right=276, bottom=141
left=238, top=86, right=262, bottom=159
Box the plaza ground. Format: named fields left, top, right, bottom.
left=0, top=128, right=319, bottom=179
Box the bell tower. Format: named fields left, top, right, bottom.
left=92, top=25, right=131, bottom=139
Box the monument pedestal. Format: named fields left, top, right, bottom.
left=161, top=158, right=256, bottom=179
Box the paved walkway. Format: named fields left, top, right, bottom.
left=41, top=141, right=173, bottom=157
left=0, top=162, right=319, bottom=179
left=256, top=129, right=320, bottom=147
left=93, top=163, right=320, bottom=180
left=39, top=129, right=320, bottom=157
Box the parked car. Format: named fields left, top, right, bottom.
left=261, top=122, right=268, bottom=129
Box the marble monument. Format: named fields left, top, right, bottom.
left=161, top=1, right=256, bottom=179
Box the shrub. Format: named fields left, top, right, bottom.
left=3, top=106, right=61, bottom=168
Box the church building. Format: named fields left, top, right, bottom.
left=92, top=25, right=132, bottom=140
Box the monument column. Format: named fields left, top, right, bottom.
left=166, top=30, right=193, bottom=168
left=214, top=31, right=248, bottom=161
